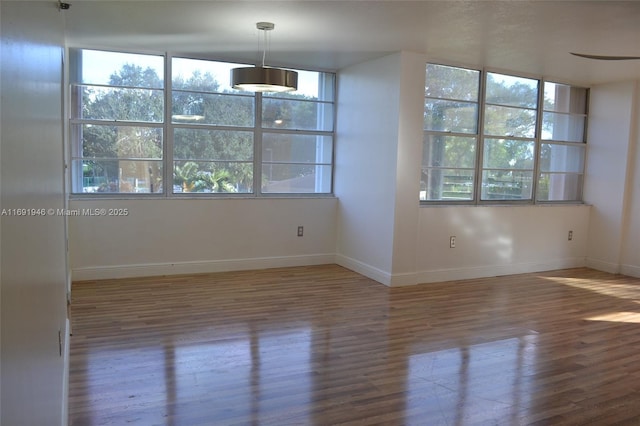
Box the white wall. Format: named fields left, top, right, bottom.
left=69, top=198, right=337, bottom=280
left=334, top=52, right=591, bottom=286
left=0, top=2, right=69, bottom=425
left=334, top=53, right=403, bottom=284
left=390, top=52, right=427, bottom=281
left=414, top=205, right=590, bottom=283
left=617, top=81, right=640, bottom=277
left=584, top=81, right=638, bottom=273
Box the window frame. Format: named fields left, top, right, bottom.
left=421, top=62, right=588, bottom=206
left=69, top=48, right=336, bottom=199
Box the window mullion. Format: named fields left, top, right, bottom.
left=475, top=69, right=488, bottom=204
left=532, top=79, right=545, bottom=203
left=254, top=93, right=263, bottom=197
left=164, top=53, right=173, bottom=198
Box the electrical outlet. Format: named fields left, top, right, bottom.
left=450, top=236, right=456, bottom=248
left=568, top=230, right=573, bottom=241
left=297, top=226, right=304, bottom=237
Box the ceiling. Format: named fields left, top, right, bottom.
left=62, top=1, right=640, bottom=86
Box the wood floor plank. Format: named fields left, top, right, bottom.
left=69, top=265, right=640, bottom=425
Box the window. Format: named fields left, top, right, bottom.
left=421, top=64, right=480, bottom=201
left=537, top=83, right=588, bottom=201
left=482, top=73, right=538, bottom=201
left=70, top=50, right=165, bottom=194
left=421, top=64, right=587, bottom=204
left=70, top=49, right=335, bottom=196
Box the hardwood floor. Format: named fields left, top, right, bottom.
left=69, top=265, right=640, bottom=425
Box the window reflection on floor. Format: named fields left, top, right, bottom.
left=407, top=335, right=537, bottom=425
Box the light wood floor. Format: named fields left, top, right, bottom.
left=69, top=265, right=640, bottom=425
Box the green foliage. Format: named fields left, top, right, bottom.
left=80, top=60, right=327, bottom=194
left=424, top=65, right=549, bottom=200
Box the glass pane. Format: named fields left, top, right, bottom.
left=73, top=49, right=164, bottom=88
left=262, top=98, right=333, bottom=131
left=74, top=159, right=162, bottom=194
left=74, top=86, right=164, bottom=122
left=544, top=83, right=587, bottom=113
left=537, top=173, right=583, bottom=201
left=425, top=64, right=480, bottom=101
left=486, top=72, right=538, bottom=108
left=173, top=129, right=253, bottom=161
left=483, top=139, right=535, bottom=170
left=420, top=168, right=474, bottom=201
left=265, top=71, right=335, bottom=102
left=423, top=134, right=476, bottom=168
left=542, top=112, right=585, bottom=142
left=173, top=161, right=253, bottom=193
left=171, top=92, right=254, bottom=126
left=481, top=170, right=533, bottom=200
left=263, top=133, right=332, bottom=164
left=262, top=164, right=332, bottom=193
left=172, top=57, right=248, bottom=93
left=424, top=100, right=478, bottom=133
left=75, top=124, right=163, bottom=159
left=539, top=143, right=585, bottom=173
left=484, top=105, right=536, bottom=138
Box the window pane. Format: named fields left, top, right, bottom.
left=484, top=105, right=536, bottom=138
left=74, top=86, right=164, bottom=122
left=174, top=129, right=253, bottom=161
left=262, top=164, right=332, bottom=194
left=539, top=143, right=585, bottom=173
left=486, top=73, right=538, bottom=108
left=75, top=124, right=163, bottom=159
left=537, top=173, right=583, bottom=201
left=263, top=134, right=332, bottom=164
left=171, top=92, right=254, bottom=126
left=262, top=98, right=333, bottom=131
left=72, top=49, right=164, bottom=88
left=423, top=134, right=476, bottom=168
left=481, top=170, right=533, bottom=200
left=73, top=159, right=162, bottom=193
left=420, top=168, right=474, bottom=201
left=172, top=58, right=247, bottom=93
left=542, top=112, right=585, bottom=142
left=483, top=139, right=535, bottom=170
left=173, top=161, right=252, bottom=193
left=264, top=71, right=335, bottom=102
left=424, top=100, right=478, bottom=133
left=425, top=64, right=480, bottom=101
left=544, top=83, right=587, bottom=113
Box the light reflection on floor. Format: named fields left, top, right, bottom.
left=407, top=336, right=537, bottom=425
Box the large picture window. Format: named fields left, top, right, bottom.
left=70, top=49, right=335, bottom=196
left=421, top=64, right=587, bottom=204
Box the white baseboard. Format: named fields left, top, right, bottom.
left=72, top=254, right=336, bottom=281
left=585, top=257, right=620, bottom=274
left=412, top=257, right=587, bottom=285
left=335, top=254, right=392, bottom=286
left=336, top=256, right=587, bottom=287
left=61, top=317, right=70, bottom=426
left=621, top=263, right=640, bottom=278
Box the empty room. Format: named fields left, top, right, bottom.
left=2, top=1, right=640, bottom=425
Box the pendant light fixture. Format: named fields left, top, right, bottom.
left=231, top=22, right=298, bottom=93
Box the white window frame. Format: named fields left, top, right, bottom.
left=421, top=63, right=588, bottom=205
left=69, top=48, right=336, bottom=198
